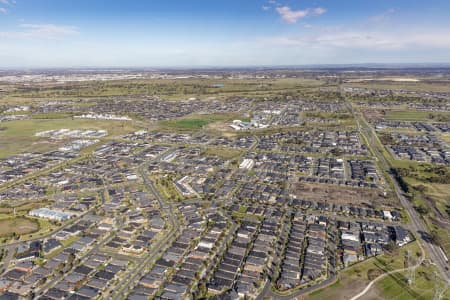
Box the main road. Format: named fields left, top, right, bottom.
left=348, top=100, right=450, bottom=283
left=110, top=159, right=181, bottom=300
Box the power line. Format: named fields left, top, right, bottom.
left=433, top=271, right=449, bottom=300
left=407, top=250, right=415, bottom=285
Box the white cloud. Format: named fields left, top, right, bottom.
left=369, top=8, right=396, bottom=23
left=276, top=6, right=326, bottom=24
left=261, top=29, right=450, bottom=50
left=276, top=6, right=308, bottom=23
left=0, top=1, right=17, bottom=15
left=262, top=5, right=270, bottom=11
left=0, top=23, right=79, bottom=39
left=312, top=7, right=327, bottom=16
left=20, top=24, right=79, bottom=36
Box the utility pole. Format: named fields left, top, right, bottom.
left=433, top=271, right=448, bottom=300
left=407, top=250, right=415, bottom=285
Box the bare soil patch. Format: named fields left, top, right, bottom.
left=292, top=182, right=385, bottom=206
left=0, top=217, right=39, bottom=236
left=306, top=277, right=369, bottom=300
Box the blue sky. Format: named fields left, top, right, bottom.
left=1, top=0, right=450, bottom=67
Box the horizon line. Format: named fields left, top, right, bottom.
left=2, top=62, right=450, bottom=71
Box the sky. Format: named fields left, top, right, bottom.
left=1, top=0, right=450, bottom=67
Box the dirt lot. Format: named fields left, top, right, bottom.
left=362, top=108, right=385, bottom=123
left=306, top=277, right=369, bottom=300
left=0, top=202, right=48, bottom=214
left=0, top=217, right=39, bottom=236
left=292, top=182, right=386, bottom=207
left=204, top=121, right=238, bottom=137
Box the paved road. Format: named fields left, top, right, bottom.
left=0, top=154, right=89, bottom=194
left=111, top=162, right=180, bottom=300
left=258, top=275, right=337, bottom=300
left=0, top=244, right=17, bottom=274
left=36, top=231, right=115, bottom=296
left=349, top=101, right=450, bottom=283
left=0, top=208, right=95, bottom=253
left=356, top=108, right=450, bottom=281
left=0, top=162, right=109, bottom=252
left=350, top=250, right=425, bottom=300
left=256, top=101, right=450, bottom=300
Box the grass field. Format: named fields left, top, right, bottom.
left=0, top=202, right=49, bottom=214
left=306, top=242, right=423, bottom=300
left=31, top=112, right=76, bottom=119
left=441, top=134, right=450, bottom=143
left=419, top=183, right=450, bottom=215
left=372, top=264, right=450, bottom=300
left=292, top=182, right=389, bottom=207
left=201, top=146, right=243, bottom=160
left=60, top=235, right=80, bottom=247
left=0, top=217, right=39, bottom=236
left=376, top=128, right=450, bottom=258
left=384, top=110, right=450, bottom=122
left=4, top=78, right=329, bottom=102
left=152, top=175, right=183, bottom=202
left=435, top=226, right=450, bottom=260
left=344, top=80, right=450, bottom=93
left=162, top=118, right=210, bottom=129
left=388, top=157, right=450, bottom=254
left=1, top=117, right=137, bottom=137
left=158, top=113, right=238, bottom=132
left=390, top=161, right=450, bottom=247
left=385, top=110, right=431, bottom=122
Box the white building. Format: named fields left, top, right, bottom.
left=383, top=210, right=393, bottom=220
left=29, top=208, right=74, bottom=222
left=239, top=158, right=255, bottom=170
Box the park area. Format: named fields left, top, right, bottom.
left=158, top=113, right=240, bottom=132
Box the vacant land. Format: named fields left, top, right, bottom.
left=442, top=134, right=450, bottom=143
left=391, top=161, right=450, bottom=256
left=383, top=110, right=450, bottom=122
left=0, top=117, right=138, bottom=158
left=1, top=117, right=136, bottom=137
left=371, top=263, right=450, bottom=300
left=303, top=112, right=356, bottom=126
left=0, top=202, right=49, bottom=214
left=202, top=146, right=243, bottom=160
left=4, top=78, right=330, bottom=102
left=343, top=80, right=450, bottom=93
left=306, top=277, right=367, bottom=300
left=0, top=217, right=39, bottom=236
left=306, top=242, right=427, bottom=300
left=292, top=182, right=387, bottom=207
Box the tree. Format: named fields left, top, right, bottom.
left=413, top=184, right=427, bottom=193
left=414, top=205, right=429, bottom=215
left=385, top=240, right=399, bottom=255
left=430, top=230, right=442, bottom=246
